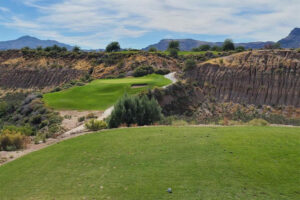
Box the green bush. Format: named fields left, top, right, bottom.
left=148, top=47, right=157, bottom=52
left=86, top=113, right=97, bottom=119
left=184, top=59, right=197, bottom=71
left=85, top=119, right=107, bottom=131
left=248, top=118, right=269, bottom=126
left=108, top=94, right=162, bottom=128
left=133, top=65, right=154, bottom=77
left=78, top=116, right=86, bottom=122
left=2, top=125, right=34, bottom=136
left=155, top=68, right=170, bottom=75
left=169, top=48, right=178, bottom=58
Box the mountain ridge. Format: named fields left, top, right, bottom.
left=0, top=36, right=73, bottom=50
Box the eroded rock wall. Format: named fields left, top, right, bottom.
left=189, top=50, right=300, bottom=107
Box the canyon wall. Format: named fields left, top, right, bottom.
left=189, top=50, right=300, bottom=107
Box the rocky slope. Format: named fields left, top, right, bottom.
left=188, top=50, right=300, bottom=107
left=0, top=50, right=180, bottom=89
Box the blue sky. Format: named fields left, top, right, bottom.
left=0, top=0, right=299, bottom=49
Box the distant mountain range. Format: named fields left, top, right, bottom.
left=144, top=28, right=300, bottom=51
left=1, top=28, right=300, bottom=51
left=0, top=36, right=73, bottom=50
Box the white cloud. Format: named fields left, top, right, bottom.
left=0, top=6, right=10, bottom=12
left=2, top=0, right=300, bottom=48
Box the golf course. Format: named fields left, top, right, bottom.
left=0, top=126, right=299, bottom=200
left=43, top=74, right=171, bottom=110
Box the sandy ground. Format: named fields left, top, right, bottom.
left=163, top=72, right=177, bottom=88
left=59, top=110, right=103, bottom=130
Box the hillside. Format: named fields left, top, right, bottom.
left=0, top=126, right=299, bottom=200
left=278, top=28, right=300, bottom=48
left=0, top=50, right=180, bottom=90
left=0, top=36, right=73, bottom=50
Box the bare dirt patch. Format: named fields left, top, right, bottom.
left=131, top=84, right=148, bottom=88
left=59, top=110, right=103, bottom=130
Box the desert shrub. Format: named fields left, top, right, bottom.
left=85, top=119, right=107, bottom=131
left=108, top=94, right=162, bottom=128
left=64, top=115, right=72, bottom=119
left=34, top=132, right=46, bottom=144
left=169, top=48, right=178, bottom=58
left=86, top=113, right=97, bottom=119
left=78, top=116, right=86, bottom=122
left=184, top=59, right=197, bottom=71
left=133, top=65, right=154, bottom=77
left=118, top=73, right=126, bottom=78
left=2, top=125, right=33, bottom=136
left=0, top=130, right=28, bottom=151
left=236, top=46, right=245, bottom=52
left=155, top=68, right=170, bottom=75
left=297, top=48, right=300, bottom=53
left=30, top=114, right=42, bottom=125
left=148, top=47, right=157, bottom=52
left=248, top=118, right=269, bottom=126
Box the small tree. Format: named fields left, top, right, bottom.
left=72, top=46, right=81, bottom=53
left=168, top=41, right=180, bottom=51
left=199, top=44, right=211, bottom=51
left=108, top=94, right=162, bottom=128
left=211, top=45, right=222, bottom=51
left=106, top=42, right=121, bottom=52
left=222, top=39, right=235, bottom=51
left=148, top=47, right=157, bottom=52
left=236, top=46, right=245, bottom=52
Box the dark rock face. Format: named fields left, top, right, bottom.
left=278, top=28, right=300, bottom=48
left=0, top=67, right=84, bottom=88
left=190, top=50, right=300, bottom=107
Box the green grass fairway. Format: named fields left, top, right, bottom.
left=43, top=74, right=171, bottom=110
left=0, top=126, right=299, bottom=200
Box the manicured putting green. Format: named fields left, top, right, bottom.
left=43, top=74, right=171, bottom=110
left=0, top=126, right=299, bottom=199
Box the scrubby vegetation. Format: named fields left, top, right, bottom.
left=0, top=92, right=63, bottom=145
left=85, top=119, right=107, bottom=131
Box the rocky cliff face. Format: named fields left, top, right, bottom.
left=0, top=67, right=84, bottom=88
left=189, top=50, right=300, bottom=107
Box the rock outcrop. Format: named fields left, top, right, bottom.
left=189, top=50, right=300, bottom=107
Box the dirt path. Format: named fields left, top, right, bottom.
left=163, top=72, right=177, bottom=88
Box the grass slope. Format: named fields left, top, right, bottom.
left=0, top=126, right=299, bottom=200
left=43, top=74, right=171, bottom=110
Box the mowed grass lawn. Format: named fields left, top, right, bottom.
left=43, top=74, right=171, bottom=110
left=0, top=126, right=299, bottom=200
